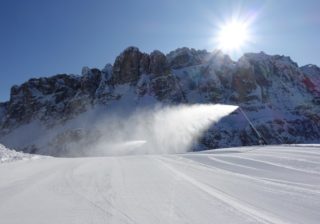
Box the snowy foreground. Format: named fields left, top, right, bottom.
left=0, top=145, right=320, bottom=224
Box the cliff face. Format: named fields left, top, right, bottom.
left=0, top=47, right=319, bottom=155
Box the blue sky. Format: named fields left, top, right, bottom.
left=1, top=0, right=320, bottom=101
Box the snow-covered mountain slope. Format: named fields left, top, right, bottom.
left=0, top=145, right=319, bottom=224
left=0, top=47, right=319, bottom=155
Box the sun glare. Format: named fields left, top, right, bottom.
left=216, top=20, right=250, bottom=52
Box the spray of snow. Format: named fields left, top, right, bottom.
left=82, top=104, right=238, bottom=156
left=0, top=144, right=42, bottom=163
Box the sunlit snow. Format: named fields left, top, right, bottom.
left=0, top=145, right=319, bottom=223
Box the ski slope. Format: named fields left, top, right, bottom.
left=0, top=145, right=319, bottom=224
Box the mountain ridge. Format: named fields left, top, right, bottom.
left=0, top=46, right=319, bottom=155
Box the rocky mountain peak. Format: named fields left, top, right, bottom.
left=111, top=46, right=144, bottom=85
left=149, top=50, right=169, bottom=75
left=166, top=47, right=210, bottom=69
left=110, top=47, right=172, bottom=85
left=241, top=52, right=299, bottom=69
left=0, top=46, right=320, bottom=155
left=301, top=64, right=320, bottom=76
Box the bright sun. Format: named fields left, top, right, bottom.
left=217, top=20, right=250, bottom=52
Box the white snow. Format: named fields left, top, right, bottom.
left=0, top=144, right=41, bottom=163
left=0, top=145, right=319, bottom=223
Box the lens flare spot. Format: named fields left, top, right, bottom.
left=217, top=20, right=250, bottom=52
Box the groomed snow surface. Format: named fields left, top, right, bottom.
left=0, top=145, right=320, bottom=224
